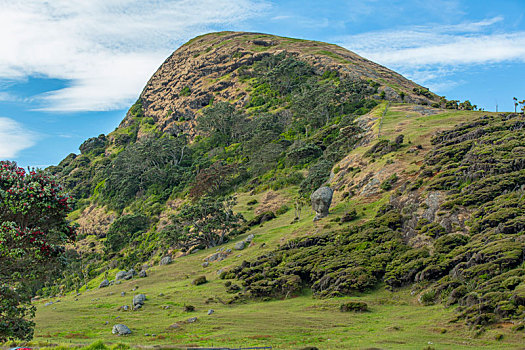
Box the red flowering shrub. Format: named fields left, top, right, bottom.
left=0, top=161, right=76, bottom=342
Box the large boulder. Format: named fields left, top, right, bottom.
left=310, top=187, right=333, bottom=221
left=112, top=324, right=131, bottom=335
left=159, top=256, right=172, bottom=265
left=115, top=271, right=128, bottom=280
left=234, top=241, right=245, bottom=250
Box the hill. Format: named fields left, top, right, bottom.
left=28, top=32, right=525, bottom=348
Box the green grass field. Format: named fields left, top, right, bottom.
left=27, top=106, right=524, bottom=349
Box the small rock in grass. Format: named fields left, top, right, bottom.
left=186, top=317, right=198, bottom=323
left=112, top=324, right=131, bottom=335
left=132, top=294, right=146, bottom=307
left=245, top=234, right=255, bottom=243
left=168, top=323, right=180, bottom=329
left=234, top=241, right=245, bottom=250
left=45, top=302, right=53, bottom=306
left=159, top=256, right=172, bottom=265
left=138, top=269, right=147, bottom=278
left=202, top=261, right=209, bottom=268
left=207, top=309, right=214, bottom=315
left=121, top=292, right=126, bottom=297
left=158, top=292, right=165, bottom=297
left=99, top=279, right=109, bottom=288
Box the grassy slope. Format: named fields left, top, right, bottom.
left=31, top=105, right=523, bottom=349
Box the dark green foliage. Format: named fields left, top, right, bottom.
left=380, top=174, right=398, bottom=191
left=231, top=207, right=408, bottom=299
left=247, top=211, right=276, bottom=227
left=129, top=99, right=144, bottom=118
left=299, top=160, right=333, bottom=196
left=192, top=276, right=207, bottom=285
left=413, top=87, right=433, bottom=99
left=168, top=196, right=244, bottom=249
left=340, top=209, right=357, bottom=223
left=340, top=301, right=368, bottom=312
left=365, top=138, right=403, bottom=157
left=104, top=214, right=149, bottom=252
left=102, top=136, right=191, bottom=209
left=180, top=86, right=191, bottom=96
left=197, top=102, right=247, bottom=147
left=286, top=142, right=322, bottom=165
left=79, top=134, right=106, bottom=154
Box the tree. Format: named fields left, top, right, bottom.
left=0, top=161, right=75, bottom=342
left=196, top=102, right=248, bottom=146
left=166, top=196, right=244, bottom=249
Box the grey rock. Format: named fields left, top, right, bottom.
left=133, top=304, right=142, bottom=310
left=132, top=294, right=146, bottom=307
left=186, top=317, right=198, bottom=323
left=115, top=271, right=128, bottom=280
left=311, top=186, right=333, bottom=221
left=105, top=321, right=109, bottom=325
left=159, top=256, right=172, bottom=265
left=99, top=279, right=110, bottom=288
left=202, top=261, right=209, bottom=268
left=138, top=269, right=147, bottom=278
left=44, top=302, right=53, bottom=307
left=234, top=241, right=245, bottom=250
left=145, top=333, right=150, bottom=337
left=225, top=249, right=232, bottom=253
left=217, top=269, right=224, bottom=275
left=207, top=309, right=214, bottom=315
left=245, top=234, right=255, bottom=243
left=112, top=324, right=131, bottom=335
left=128, top=269, right=136, bottom=277
left=121, top=292, right=126, bottom=297
left=158, top=293, right=165, bottom=297
left=122, top=305, right=129, bottom=311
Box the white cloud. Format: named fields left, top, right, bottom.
left=337, top=16, right=525, bottom=66
left=0, top=117, right=37, bottom=158
left=335, top=16, right=525, bottom=93
left=0, top=0, right=269, bottom=112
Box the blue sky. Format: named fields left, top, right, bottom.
left=1, top=0, right=524, bottom=168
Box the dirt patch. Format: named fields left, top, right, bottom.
left=76, top=204, right=116, bottom=238
left=255, top=190, right=287, bottom=215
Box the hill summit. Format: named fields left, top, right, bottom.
left=121, top=31, right=436, bottom=136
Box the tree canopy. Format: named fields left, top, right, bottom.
left=0, top=161, right=76, bottom=342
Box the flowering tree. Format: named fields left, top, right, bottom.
left=0, top=161, right=76, bottom=342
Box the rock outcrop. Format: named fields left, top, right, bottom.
left=311, top=187, right=333, bottom=221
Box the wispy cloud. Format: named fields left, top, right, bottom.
left=0, top=0, right=269, bottom=112
left=0, top=117, right=37, bottom=158
left=336, top=16, right=525, bottom=92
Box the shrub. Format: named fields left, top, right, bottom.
left=192, top=276, right=207, bottom=285
left=340, top=301, right=368, bottom=312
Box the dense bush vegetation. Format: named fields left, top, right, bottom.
left=228, top=113, right=525, bottom=327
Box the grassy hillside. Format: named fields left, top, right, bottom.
left=28, top=105, right=525, bottom=349
left=21, top=32, right=524, bottom=349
